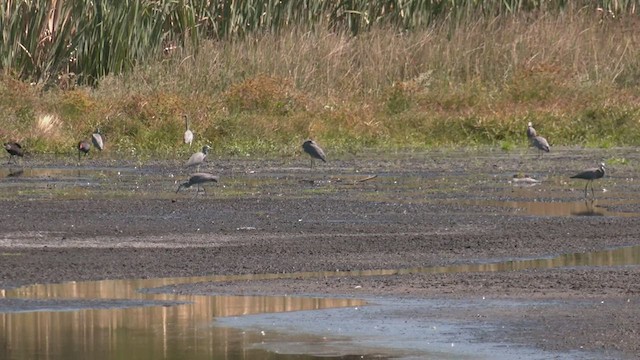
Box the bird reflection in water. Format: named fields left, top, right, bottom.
left=6, top=168, right=24, bottom=178
left=571, top=199, right=604, bottom=217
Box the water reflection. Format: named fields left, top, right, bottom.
left=2, top=245, right=639, bottom=359
left=469, top=199, right=640, bottom=217
left=1, top=277, right=365, bottom=360
left=5, top=168, right=24, bottom=178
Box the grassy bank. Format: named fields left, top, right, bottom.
left=2, top=7, right=640, bottom=159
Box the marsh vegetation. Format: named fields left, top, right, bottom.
left=1, top=1, right=640, bottom=157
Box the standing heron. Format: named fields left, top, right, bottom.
left=302, top=140, right=326, bottom=168
left=183, top=115, right=193, bottom=147
left=531, top=135, right=550, bottom=157
left=186, top=145, right=211, bottom=171
left=4, top=142, right=23, bottom=164
left=176, top=173, right=219, bottom=196
left=92, top=128, right=104, bottom=151
left=77, top=139, right=91, bottom=161
left=526, top=122, right=537, bottom=139
left=571, top=163, right=606, bottom=198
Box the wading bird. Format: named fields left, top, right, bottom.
left=176, top=173, right=219, bottom=196
left=77, top=139, right=91, bottom=161
left=531, top=135, right=550, bottom=157
left=92, top=128, right=104, bottom=151
left=4, top=142, right=23, bottom=164
left=302, top=140, right=326, bottom=168
left=571, top=163, right=606, bottom=198
left=186, top=145, right=211, bottom=171
left=526, top=122, right=537, bottom=139
left=183, top=115, right=193, bottom=147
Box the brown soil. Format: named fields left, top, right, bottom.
left=1, top=148, right=639, bottom=358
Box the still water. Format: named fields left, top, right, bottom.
left=1, top=276, right=365, bottom=360
left=2, top=244, right=639, bottom=359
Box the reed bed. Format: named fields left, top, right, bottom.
left=1, top=1, right=640, bottom=156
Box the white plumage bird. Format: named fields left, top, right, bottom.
left=183, top=115, right=193, bottom=146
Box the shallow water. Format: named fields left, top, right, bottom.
left=1, top=152, right=639, bottom=359
left=1, top=243, right=637, bottom=359
left=0, top=276, right=366, bottom=360
left=2, top=164, right=640, bottom=219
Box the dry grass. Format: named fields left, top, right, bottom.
left=2, top=7, right=640, bottom=156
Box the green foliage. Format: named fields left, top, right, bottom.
left=0, top=0, right=200, bottom=86
left=3, top=4, right=640, bottom=157
left=5, top=0, right=640, bottom=88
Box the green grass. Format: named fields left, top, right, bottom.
left=2, top=5, right=640, bottom=157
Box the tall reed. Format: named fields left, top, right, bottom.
left=2, top=1, right=639, bottom=87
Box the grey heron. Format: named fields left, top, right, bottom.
left=92, top=129, right=104, bottom=151
left=531, top=135, right=550, bottom=157
left=176, top=172, right=219, bottom=195
left=302, top=140, right=326, bottom=168
left=77, top=139, right=91, bottom=161
left=571, top=163, right=606, bottom=197
left=183, top=115, right=193, bottom=146
left=186, top=145, right=211, bottom=171
left=4, top=142, right=23, bottom=164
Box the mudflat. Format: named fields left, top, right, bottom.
left=1, top=148, right=639, bottom=358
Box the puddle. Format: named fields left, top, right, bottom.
left=0, top=276, right=365, bottom=360
left=466, top=199, right=640, bottom=217
left=1, top=245, right=638, bottom=359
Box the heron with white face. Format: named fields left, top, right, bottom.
left=176, top=173, right=219, bottom=196
left=302, top=140, right=326, bottom=168
left=4, top=142, right=23, bottom=164
left=186, top=145, right=211, bottom=171
left=526, top=122, right=537, bottom=139
left=571, top=163, right=606, bottom=197
left=183, top=115, right=193, bottom=146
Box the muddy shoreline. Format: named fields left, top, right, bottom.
left=1, top=148, right=639, bottom=358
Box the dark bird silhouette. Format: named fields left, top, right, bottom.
left=77, top=140, right=91, bottom=161
left=92, top=129, right=104, bottom=151
left=571, top=163, right=606, bottom=198
left=531, top=136, right=550, bottom=157
left=526, top=122, right=537, bottom=139
left=4, top=142, right=23, bottom=164
left=186, top=145, right=211, bottom=171
left=176, top=173, right=219, bottom=196
left=302, top=140, right=326, bottom=168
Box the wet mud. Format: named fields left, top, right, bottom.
left=1, top=147, right=639, bottom=358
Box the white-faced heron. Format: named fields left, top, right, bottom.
left=526, top=122, right=537, bottom=139
left=4, top=142, right=23, bottom=164
left=571, top=163, right=605, bottom=197
left=183, top=115, right=193, bottom=146
left=302, top=140, right=326, bottom=168
left=176, top=172, right=219, bottom=195
left=186, top=145, right=211, bottom=171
